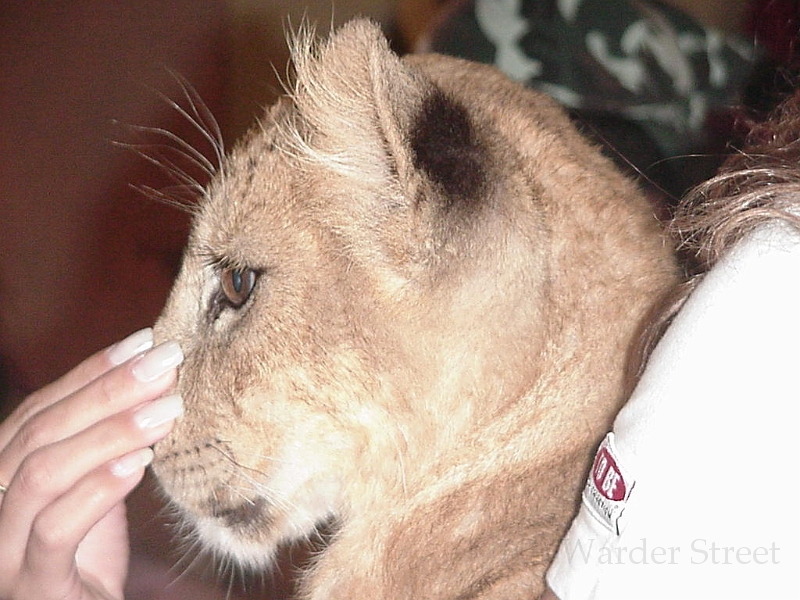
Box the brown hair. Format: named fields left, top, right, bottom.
left=627, top=89, right=800, bottom=385
left=673, top=89, right=800, bottom=270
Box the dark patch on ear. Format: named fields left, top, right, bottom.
left=410, top=90, right=488, bottom=208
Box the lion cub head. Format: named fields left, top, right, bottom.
left=152, top=19, right=676, bottom=586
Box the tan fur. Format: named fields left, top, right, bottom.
left=151, top=20, right=678, bottom=599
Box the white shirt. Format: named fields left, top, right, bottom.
left=547, top=222, right=800, bottom=600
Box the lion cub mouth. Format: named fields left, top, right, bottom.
left=153, top=417, right=343, bottom=558
left=210, top=497, right=271, bottom=530
left=153, top=437, right=274, bottom=530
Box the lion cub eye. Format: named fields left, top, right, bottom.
left=220, top=267, right=258, bottom=308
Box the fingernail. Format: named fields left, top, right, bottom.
left=134, top=394, right=184, bottom=429
left=107, top=328, right=154, bottom=365
left=131, top=341, right=184, bottom=382
left=111, top=447, right=154, bottom=478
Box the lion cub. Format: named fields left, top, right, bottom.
left=152, top=19, right=677, bottom=599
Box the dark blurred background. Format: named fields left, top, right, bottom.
left=1, top=1, right=796, bottom=598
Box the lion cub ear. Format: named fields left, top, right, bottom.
left=289, top=19, right=488, bottom=211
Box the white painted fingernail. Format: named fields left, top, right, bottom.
left=131, top=341, right=184, bottom=382
left=111, top=447, right=154, bottom=478
left=107, top=328, right=154, bottom=365
left=133, top=394, right=184, bottom=429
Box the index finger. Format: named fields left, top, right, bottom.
left=0, top=329, right=154, bottom=449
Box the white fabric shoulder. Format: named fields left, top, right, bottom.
left=547, top=223, right=800, bottom=600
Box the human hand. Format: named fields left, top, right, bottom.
left=0, top=329, right=184, bottom=600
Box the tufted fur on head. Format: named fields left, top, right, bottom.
left=151, top=19, right=678, bottom=599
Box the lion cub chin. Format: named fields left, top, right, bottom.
left=151, top=18, right=677, bottom=599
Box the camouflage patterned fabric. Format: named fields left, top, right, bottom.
left=429, top=0, right=757, bottom=193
